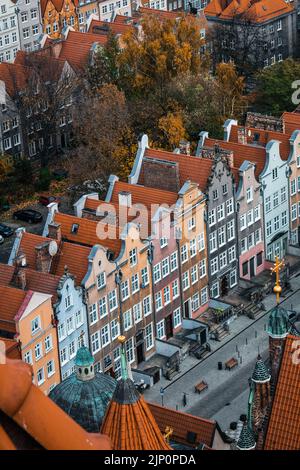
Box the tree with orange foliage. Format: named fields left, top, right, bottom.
left=158, top=112, right=186, bottom=150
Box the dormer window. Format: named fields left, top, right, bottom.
left=71, top=223, right=79, bottom=234
left=97, top=272, right=106, bottom=290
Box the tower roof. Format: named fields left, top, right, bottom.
left=252, top=355, right=271, bottom=383
left=75, top=346, right=94, bottom=367
left=236, top=423, right=256, bottom=450
left=267, top=306, right=290, bottom=338
left=101, top=377, right=171, bottom=450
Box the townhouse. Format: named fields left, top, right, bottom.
left=15, top=0, right=43, bottom=52
left=199, top=125, right=290, bottom=263
left=40, top=0, right=79, bottom=39
left=98, top=0, right=132, bottom=22
left=0, top=284, right=60, bottom=394
left=0, top=0, right=21, bottom=63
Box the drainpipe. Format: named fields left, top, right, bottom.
left=147, top=241, right=157, bottom=337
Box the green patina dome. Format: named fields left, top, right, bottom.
left=267, top=306, right=290, bottom=338
left=237, top=423, right=256, bottom=450
left=252, top=355, right=271, bottom=383
left=75, top=346, right=94, bottom=367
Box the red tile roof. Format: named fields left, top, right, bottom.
left=142, top=148, right=213, bottom=192
left=0, top=338, right=21, bottom=360
left=229, top=124, right=291, bottom=160
left=87, top=18, right=134, bottom=36
left=282, top=112, right=300, bottom=135
left=0, top=62, right=28, bottom=97
left=264, top=335, right=300, bottom=450
left=18, top=232, right=90, bottom=284
left=0, top=360, right=111, bottom=450
left=110, top=181, right=178, bottom=210
left=54, top=212, right=122, bottom=256
left=0, top=286, right=26, bottom=334
left=148, top=402, right=219, bottom=448
left=205, top=0, right=293, bottom=23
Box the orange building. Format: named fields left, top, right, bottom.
left=41, top=0, right=79, bottom=39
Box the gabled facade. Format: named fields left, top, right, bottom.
left=98, top=0, right=132, bottom=22
left=235, top=160, right=265, bottom=279
left=41, top=0, right=79, bottom=39
left=286, top=130, right=300, bottom=246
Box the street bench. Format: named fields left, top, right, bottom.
left=194, top=380, right=208, bottom=394
left=225, top=357, right=238, bottom=370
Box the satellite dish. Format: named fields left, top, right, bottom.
left=48, top=240, right=58, bottom=257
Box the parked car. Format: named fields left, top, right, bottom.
left=0, top=235, right=4, bottom=244
left=39, top=195, right=61, bottom=207
left=13, top=209, right=43, bottom=224
left=0, top=223, right=14, bottom=237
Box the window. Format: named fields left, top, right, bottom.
left=257, top=252, right=263, bottom=267
left=181, top=244, right=188, bottom=264
left=66, top=316, right=74, bottom=334
left=58, top=323, right=66, bottom=341
left=228, top=246, right=236, bottom=263
left=242, top=261, right=248, bottom=276
left=230, top=269, right=237, bottom=287
left=101, top=324, right=110, bottom=348
left=31, top=9, right=38, bottom=19
left=246, top=187, right=253, bottom=203
left=153, top=263, right=161, bottom=284
left=37, top=367, right=45, bottom=385
left=190, top=239, right=197, bottom=258
left=164, top=286, right=171, bottom=305
left=160, top=237, right=168, bottom=248
left=241, top=237, right=247, bottom=254
left=274, top=215, right=280, bottom=231
left=248, top=233, right=254, bottom=249
left=172, top=278, right=179, bottom=298
left=173, top=307, right=182, bottom=328
left=212, top=189, right=218, bottom=200
left=99, top=296, right=108, bottom=319
left=157, top=320, right=165, bottom=339
left=126, top=337, right=135, bottom=364
left=143, top=296, right=152, bottom=316
left=155, top=292, right=163, bottom=311
left=129, top=248, right=137, bottom=266
left=133, top=302, right=142, bottom=323
left=24, top=350, right=32, bottom=364
left=199, top=259, right=206, bottom=278
left=292, top=204, right=297, bottom=221
left=192, top=292, right=200, bottom=312
left=4, top=137, right=11, bottom=150
left=121, top=280, right=130, bottom=300
left=23, top=28, right=30, bottom=39
left=124, top=309, right=132, bottom=331
left=240, top=214, right=247, bottom=231
left=226, top=198, right=234, bottom=215
left=211, top=257, right=218, bottom=275
left=291, top=179, right=297, bottom=196
left=182, top=271, right=190, bottom=291
left=21, top=12, right=28, bottom=22
left=161, top=257, right=170, bottom=278
left=218, top=226, right=226, bottom=247
left=273, top=191, right=279, bottom=208
left=69, top=340, right=76, bottom=359
left=13, top=134, right=20, bottom=146
left=111, top=319, right=120, bottom=340
left=97, top=272, right=106, bottom=289
left=89, top=303, right=98, bottom=325
left=75, top=310, right=83, bottom=327
left=247, top=210, right=254, bottom=226
left=198, top=232, right=205, bottom=252
left=281, top=210, right=287, bottom=227
left=254, top=205, right=261, bottom=221
left=44, top=335, right=52, bottom=353
left=255, top=229, right=262, bottom=244
left=35, top=343, right=42, bottom=361
left=208, top=209, right=216, bottom=226
left=31, top=316, right=40, bottom=334
left=170, top=251, right=178, bottom=271
left=32, top=24, right=39, bottom=35
left=217, top=204, right=225, bottom=221
left=141, top=266, right=149, bottom=286
left=91, top=331, right=101, bottom=354
left=201, top=287, right=208, bottom=305
left=145, top=323, right=154, bottom=351
left=108, top=290, right=118, bottom=311
left=209, top=231, right=217, bottom=252
left=227, top=220, right=235, bottom=241
left=222, top=184, right=228, bottom=195
left=266, top=196, right=271, bottom=213
left=211, top=281, right=219, bottom=299
left=191, top=265, right=198, bottom=285
left=272, top=168, right=278, bottom=180
left=131, top=273, right=139, bottom=294
left=219, top=251, right=227, bottom=270
left=266, top=220, right=272, bottom=237
left=188, top=217, right=196, bottom=231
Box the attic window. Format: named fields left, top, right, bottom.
left=253, top=133, right=260, bottom=142
left=71, top=223, right=79, bottom=234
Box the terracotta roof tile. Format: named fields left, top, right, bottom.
left=54, top=212, right=122, bottom=256
left=0, top=62, right=28, bottom=97
left=0, top=360, right=111, bottom=450
left=148, top=402, right=217, bottom=448
left=0, top=338, right=21, bottom=360
left=264, top=335, right=300, bottom=450
left=0, top=286, right=26, bottom=334
left=57, top=31, right=107, bottom=70
left=18, top=232, right=90, bottom=284
left=110, top=181, right=178, bottom=210
left=205, top=0, right=293, bottom=22
left=282, top=112, right=300, bottom=135
left=88, top=18, right=134, bottom=35
left=143, top=148, right=213, bottom=192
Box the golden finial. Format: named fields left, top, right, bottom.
left=118, top=335, right=126, bottom=344
left=164, top=426, right=173, bottom=443
left=270, top=256, right=284, bottom=304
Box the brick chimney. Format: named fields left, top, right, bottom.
left=16, top=268, right=26, bottom=290
left=35, top=242, right=52, bottom=273
left=48, top=222, right=62, bottom=241
left=143, top=158, right=180, bottom=193
left=118, top=191, right=132, bottom=208
left=237, top=127, right=247, bottom=145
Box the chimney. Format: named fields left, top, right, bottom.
left=48, top=222, right=62, bottom=241
left=15, top=251, right=27, bottom=268
left=237, top=127, right=247, bottom=145
left=35, top=242, right=52, bottom=273
left=179, top=140, right=190, bottom=156
left=226, top=150, right=234, bottom=168
left=118, top=191, right=132, bottom=208
left=16, top=267, right=26, bottom=290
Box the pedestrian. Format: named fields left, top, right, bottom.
left=183, top=393, right=187, bottom=407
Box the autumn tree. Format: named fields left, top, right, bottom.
left=215, top=62, right=246, bottom=121
left=66, top=84, right=135, bottom=188
left=158, top=112, right=186, bottom=149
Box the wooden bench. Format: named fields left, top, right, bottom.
left=194, top=380, right=208, bottom=394
left=225, top=357, right=238, bottom=370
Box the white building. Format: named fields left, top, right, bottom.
left=98, top=0, right=132, bottom=22
left=0, top=0, right=21, bottom=63
left=15, top=0, right=43, bottom=52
